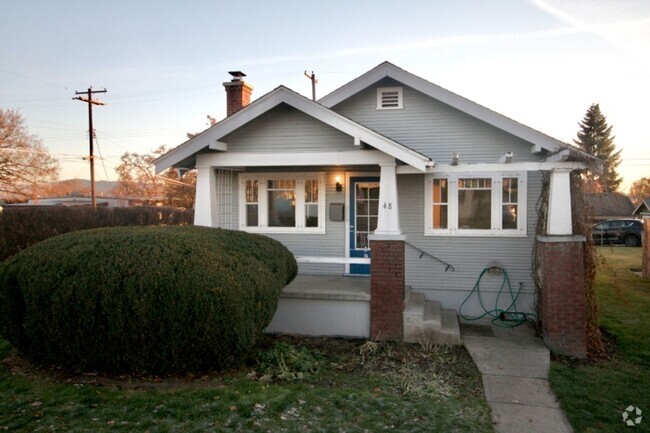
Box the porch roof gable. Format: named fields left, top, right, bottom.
left=154, top=85, right=432, bottom=173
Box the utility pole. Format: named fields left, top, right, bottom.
left=304, top=71, right=318, bottom=101
left=73, top=87, right=106, bottom=208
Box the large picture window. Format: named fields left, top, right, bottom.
left=425, top=173, right=526, bottom=236
left=458, top=178, right=492, bottom=229
left=239, top=173, right=326, bottom=233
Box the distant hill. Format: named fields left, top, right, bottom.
left=44, top=179, right=119, bottom=196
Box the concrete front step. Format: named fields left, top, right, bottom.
left=440, top=308, right=463, bottom=345
left=403, top=290, right=462, bottom=345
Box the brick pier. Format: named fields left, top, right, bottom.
left=369, top=239, right=405, bottom=340
left=537, top=236, right=587, bottom=358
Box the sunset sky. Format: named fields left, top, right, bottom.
left=1, top=0, right=648, bottom=189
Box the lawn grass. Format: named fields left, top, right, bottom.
left=0, top=336, right=493, bottom=432
left=549, top=246, right=650, bottom=433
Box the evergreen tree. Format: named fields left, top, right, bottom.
left=574, top=103, right=622, bottom=192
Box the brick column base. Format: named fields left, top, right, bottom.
left=369, top=239, right=405, bottom=340
left=537, top=236, right=587, bottom=358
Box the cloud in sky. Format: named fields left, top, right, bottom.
left=531, top=0, right=650, bottom=67
left=237, top=27, right=575, bottom=68
left=239, top=11, right=650, bottom=70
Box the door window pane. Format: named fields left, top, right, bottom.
left=357, top=200, right=368, bottom=216
left=369, top=216, right=378, bottom=232
left=356, top=216, right=368, bottom=232
left=356, top=233, right=369, bottom=249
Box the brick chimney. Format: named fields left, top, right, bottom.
left=223, top=71, right=253, bottom=116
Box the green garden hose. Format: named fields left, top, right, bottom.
left=458, top=266, right=533, bottom=327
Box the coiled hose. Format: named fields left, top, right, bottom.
left=459, top=266, right=533, bottom=327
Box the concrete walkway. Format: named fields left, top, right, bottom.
left=462, top=323, right=574, bottom=433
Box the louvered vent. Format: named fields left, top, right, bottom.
left=377, top=87, right=403, bottom=109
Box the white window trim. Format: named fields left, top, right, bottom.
left=376, top=86, right=403, bottom=110
left=424, top=172, right=527, bottom=237
left=239, top=172, right=326, bottom=234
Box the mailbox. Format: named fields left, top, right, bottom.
left=329, top=203, right=344, bottom=221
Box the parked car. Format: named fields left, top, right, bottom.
left=592, top=219, right=643, bottom=247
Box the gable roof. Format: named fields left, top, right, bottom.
left=154, top=85, right=432, bottom=173
left=586, top=192, right=635, bottom=218
left=319, top=61, right=573, bottom=155
left=633, top=198, right=650, bottom=216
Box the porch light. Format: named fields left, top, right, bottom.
left=335, top=176, right=343, bottom=192
left=452, top=153, right=460, bottom=166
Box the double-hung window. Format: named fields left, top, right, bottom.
left=239, top=172, right=326, bottom=233
left=425, top=173, right=526, bottom=236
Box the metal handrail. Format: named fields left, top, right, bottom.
left=404, top=241, right=455, bottom=272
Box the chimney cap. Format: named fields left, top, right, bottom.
left=228, top=71, right=246, bottom=81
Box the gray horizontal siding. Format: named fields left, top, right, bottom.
left=222, top=103, right=354, bottom=153
left=229, top=168, right=364, bottom=275
left=398, top=172, right=542, bottom=316
left=333, top=77, right=546, bottom=165
left=216, top=169, right=543, bottom=315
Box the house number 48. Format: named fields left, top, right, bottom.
left=383, top=202, right=393, bottom=210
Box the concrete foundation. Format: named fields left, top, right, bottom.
left=264, top=275, right=370, bottom=338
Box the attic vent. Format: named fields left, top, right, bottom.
left=377, top=86, right=403, bottom=110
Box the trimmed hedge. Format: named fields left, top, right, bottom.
left=0, top=226, right=297, bottom=374
left=0, top=206, right=194, bottom=262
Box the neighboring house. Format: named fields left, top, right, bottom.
left=21, top=196, right=156, bottom=207
left=585, top=192, right=635, bottom=222
left=155, top=62, right=595, bottom=357
left=25, top=196, right=130, bottom=207
left=633, top=198, right=650, bottom=219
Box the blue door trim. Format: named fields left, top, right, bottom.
left=349, top=176, right=380, bottom=275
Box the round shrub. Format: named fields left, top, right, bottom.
left=0, top=226, right=297, bottom=374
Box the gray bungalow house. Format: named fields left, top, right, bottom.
left=155, top=62, right=593, bottom=357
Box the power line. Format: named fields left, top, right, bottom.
left=93, top=135, right=111, bottom=181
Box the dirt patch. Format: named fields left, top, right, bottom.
left=1, top=334, right=481, bottom=395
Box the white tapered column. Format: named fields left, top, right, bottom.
left=547, top=168, right=573, bottom=235
left=194, top=165, right=218, bottom=227
left=373, top=162, right=402, bottom=236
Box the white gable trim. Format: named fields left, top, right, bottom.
left=155, top=85, right=432, bottom=174
left=319, top=61, right=570, bottom=155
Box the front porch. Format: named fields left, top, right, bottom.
left=264, top=274, right=462, bottom=344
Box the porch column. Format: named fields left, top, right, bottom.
left=194, top=165, right=218, bottom=227
left=547, top=168, right=573, bottom=235
left=538, top=168, right=587, bottom=357
left=375, top=162, right=401, bottom=235
left=368, top=161, right=405, bottom=341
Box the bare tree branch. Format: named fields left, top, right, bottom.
left=0, top=109, right=60, bottom=198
